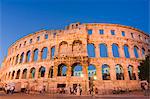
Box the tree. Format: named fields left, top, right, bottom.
left=139, top=54, right=150, bottom=82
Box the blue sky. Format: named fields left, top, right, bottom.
left=0, top=0, right=149, bottom=65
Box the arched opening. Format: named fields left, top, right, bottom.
left=72, top=40, right=82, bottom=54
left=34, top=49, right=39, bottom=61
left=59, top=41, right=68, bottom=55
left=38, top=66, right=46, bottom=78
left=15, top=54, right=19, bottom=64
left=134, top=46, right=139, bottom=58
left=99, top=43, right=108, bottom=57
left=51, top=46, right=55, bottom=59
left=11, top=71, right=15, bottom=80
left=112, top=44, right=120, bottom=57
left=26, top=50, right=31, bottom=62
left=42, top=47, right=48, bottom=60
left=128, top=65, right=136, bottom=80
left=142, top=48, right=145, bottom=56
left=48, top=66, right=53, bottom=78
left=87, top=44, right=95, bottom=57
left=88, top=64, right=96, bottom=77
left=102, top=64, right=110, bottom=80
left=16, top=69, right=20, bottom=79
left=57, top=64, right=67, bottom=76
left=29, top=67, right=36, bottom=79
left=22, top=69, right=27, bottom=79
left=8, top=72, right=11, bottom=79
left=115, top=64, right=124, bottom=80
left=71, top=63, right=82, bottom=76
left=20, top=52, right=24, bottom=63
left=123, top=45, right=130, bottom=58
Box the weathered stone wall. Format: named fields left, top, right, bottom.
left=0, top=23, right=149, bottom=94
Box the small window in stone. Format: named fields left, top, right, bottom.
left=45, top=34, right=48, bottom=39
left=122, top=31, right=125, bottom=36
left=30, top=39, right=32, bottom=44
left=88, top=29, right=92, bottom=35
left=99, top=29, right=104, bottom=34
left=37, top=36, right=40, bottom=41
left=19, top=44, right=21, bottom=48
left=111, top=30, right=115, bottom=35
left=139, top=35, right=141, bottom=40
left=24, top=41, right=26, bottom=46
left=131, top=33, right=134, bottom=38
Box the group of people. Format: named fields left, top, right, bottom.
left=4, top=84, right=15, bottom=94
left=69, top=84, right=82, bottom=95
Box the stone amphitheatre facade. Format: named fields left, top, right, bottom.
left=0, top=22, right=149, bottom=94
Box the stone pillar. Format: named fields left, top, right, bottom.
left=19, top=70, right=23, bottom=79
left=13, top=71, right=16, bottom=80
left=82, top=63, right=88, bottom=94
left=110, top=64, right=116, bottom=80
left=45, top=67, right=49, bottom=78
left=35, top=67, right=39, bottom=79
left=96, top=62, right=102, bottom=80
left=13, top=57, right=16, bottom=66
left=26, top=68, right=30, bottom=79
left=119, top=45, right=124, bottom=58
left=47, top=47, right=50, bottom=60
left=123, top=64, right=129, bottom=80
left=129, top=47, right=135, bottom=58
left=38, top=50, right=42, bottom=61
left=107, top=44, right=113, bottom=57
left=53, top=65, right=58, bottom=78
left=95, top=43, right=100, bottom=58
left=30, top=50, right=34, bottom=62
left=134, top=65, right=139, bottom=80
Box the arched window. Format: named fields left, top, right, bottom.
left=48, top=66, right=53, bottom=78
left=20, top=52, right=24, bottom=63
left=128, top=65, right=136, bottom=80
left=11, top=71, right=15, bottom=79
left=22, top=69, right=27, bottom=79
left=51, top=46, right=55, bottom=59
left=59, top=41, right=68, bottom=55
left=134, top=46, right=139, bottom=58
left=123, top=45, right=130, bottom=58
left=38, top=66, right=46, bottom=78
left=87, top=44, right=95, bottom=57
left=115, top=64, right=124, bottom=80
left=71, top=63, right=82, bottom=76
left=57, top=64, right=67, bottom=76
left=72, top=40, right=82, bottom=54
left=88, top=64, right=96, bottom=77
left=26, top=50, right=31, bottom=62
left=42, top=47, right=48, bottom=60
left=102, top=64, right=110, bottom=80
left=112, top=44, right=120, bottom=57
left=29, top=67, right=35, bottom=79
left=16, top=69, right=20, bottom=79
left=99, top=43, right=108, bottom=57
left=142, top=48, right=145, bottom=56
left=34, top=49, right=38, bottom=61
left=15, top=54, right=19, bottom=64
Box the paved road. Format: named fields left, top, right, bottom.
left=0, top=91, right=149, bottom=99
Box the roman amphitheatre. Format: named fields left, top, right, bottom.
left=0, top=22, right=149, bottom=94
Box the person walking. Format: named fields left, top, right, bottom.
left=10, top=86, right=15, bottom=94
left=79, top=84, right=82, bottom=95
